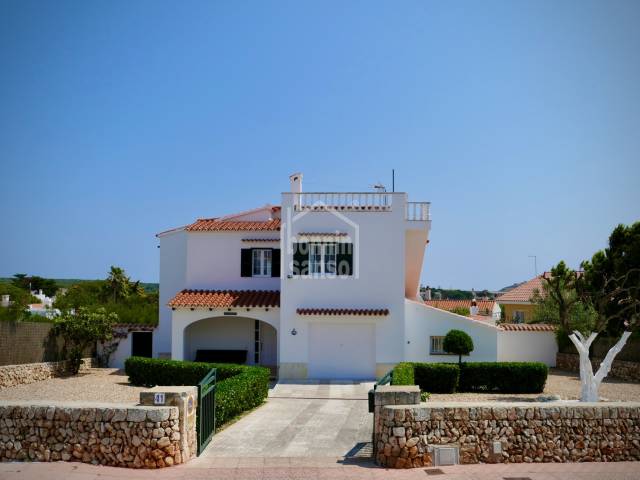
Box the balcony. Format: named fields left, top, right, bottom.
left=291, top=192, right=393, bottom=212
left=405, top=202, right=431, bottom=221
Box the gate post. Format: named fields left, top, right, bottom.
left=140, top=386, right=198, bottom=463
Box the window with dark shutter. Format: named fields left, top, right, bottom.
left=271, top=249, right=280, bottom=277
left=336, top=242, right=353, bottom=276
left=241, top=249, right=253, bottom=277
left=292, top=242, right=308, bottom=276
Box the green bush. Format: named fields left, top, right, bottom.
left=391, top=362, right=414, bottom=385
left=413, top=363, right=460, bottom=393
left=443, top=329, right=474, bottom=364
left=215, top=365, right=270, bottom=425
left=125, top=357, right=244, bottom=387
left=392, top=361, right=548, bottom=394
left=459, top=362, right=548, bottom=393
left=124, top=357, right=270, bottom=427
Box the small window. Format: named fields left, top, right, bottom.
left=430, top=336, right=446, bottom=354
left=513, top=311, right=525, bottom=324
left=308, top=242, right=337, bottom=276
left=252, top=249, right=272, bottom=277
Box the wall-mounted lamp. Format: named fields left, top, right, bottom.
left=291, top=328, right=297, bottom=336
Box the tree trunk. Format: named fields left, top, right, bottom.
left=568, top=331, right=632, bottom=402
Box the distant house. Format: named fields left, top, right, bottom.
left=496, top=274, right=549, bottom=323
left=424, top=299, right=501, bottom=323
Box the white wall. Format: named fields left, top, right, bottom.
left=279, top=193, right=410, bottom=371
left=404, top=300, right=500, bottom=363
left=186, top=232, right=280, bottom=290
left=156, top=230, right=187, bottom=358
left=497, top=331, right=558, bottom=366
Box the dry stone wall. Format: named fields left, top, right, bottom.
left=373, top=386, right=640, bottom=468
left=0, top=358, right=94, bottom=389
left=0, top=387, right=197, bottom=468
left=556, top=352, right=640, bottom=382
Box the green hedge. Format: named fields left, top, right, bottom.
left=391, top=362, right=414, bottom=385
left=124, top=357, right=270, bottom=427
left=392, top=361, right=547, bottom=394
left=215, top=365, right=270, bottom=425
left=124, top=357, right=244, bottom=387
left=413, top=363, right=460, bottom=393
left=459, top=362, right=548, bottom=394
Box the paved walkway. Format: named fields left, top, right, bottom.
left=1, top=457, right=639, bottom=479
left=201, top=380, right=374, bottom=458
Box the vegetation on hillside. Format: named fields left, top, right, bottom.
left=55, top=267, right=158, bottom=325
left=0, top=267, right=158, bottom=325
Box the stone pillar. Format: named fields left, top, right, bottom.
left=140, top=386, right=198, bottom=462
left=373, top=385, right=426, bottom=468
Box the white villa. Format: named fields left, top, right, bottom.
left=154, top=173, right=556, bottom=379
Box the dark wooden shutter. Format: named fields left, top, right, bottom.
left=337, top=242, right=353, bottom=276
left=271, top=249, right=280, bottom=277
left=292, top=242, right=308, bottom=276
left=241, top=249, right=253, bottom=277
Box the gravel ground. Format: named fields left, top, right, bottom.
left=0, top=368, right=638, bottom=404
left=428, top=369, right=640, bottom=402
left=0, top=368, right=145, bottom=404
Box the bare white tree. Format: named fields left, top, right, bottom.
left=568, top=330, right=631, bottom=402
left=569, top=269, right=639, bottom=402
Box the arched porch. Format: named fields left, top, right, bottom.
left=184, top=316, right=277, bottom=369
left=171, top=307, right=279, bottom=373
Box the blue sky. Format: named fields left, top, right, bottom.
left=1, top=0, right=638, bottom=290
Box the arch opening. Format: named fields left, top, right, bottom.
left=183, top=316, right=277, bottom=372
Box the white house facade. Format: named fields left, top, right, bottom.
left=154, top=173, right=556, bottom=380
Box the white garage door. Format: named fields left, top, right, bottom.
left=308, top=323, right=376, bottom=379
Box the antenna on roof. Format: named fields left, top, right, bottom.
left=392, top=169, right=395, bottom=192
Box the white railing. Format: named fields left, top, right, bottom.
left=405, top=202, right=431, bottom=221
left=292, top=192, right=393, bottom=212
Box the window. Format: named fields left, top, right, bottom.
left=308, top=243, right=337, bottom=276
left=513, top=310, right=525, bottom=324
left=430, top=336, right=446, bottom=354
left=252, top=249, right=272, bottom=277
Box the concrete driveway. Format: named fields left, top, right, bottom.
left=201, top=380, right=374, bottom=458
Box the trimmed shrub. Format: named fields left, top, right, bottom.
left=391, top=362, right=415, bottom=385
left=413, top=363, right=460, bottom=393
left=443, top=329, right=474, bottom=364
left=459, top=362, right=548, bottom=393
left=392, top=361, right=548, bottom=394
left=125, top=357, right=244, bottom=387
left=124, top=357, right=270, bottom=427
left=216, top=365, right=270, bottom=426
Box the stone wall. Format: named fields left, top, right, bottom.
left=0, top=358, right=95, bottom=389
left=0, top=388, right=197, bottom=468
left=373, top=386, right=640, bottom=468
left=557, top=352, right=640, bottom=382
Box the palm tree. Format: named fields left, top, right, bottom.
left=105, top=266, right=130, bottom=303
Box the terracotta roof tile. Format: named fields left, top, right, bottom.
left=241, top=238, right=280, bottom=242
left=496, top=275, right=548, bottom=303
left=424, top=299, right=496, bottom=316
left=168, top=290, right=280, bottom=308
left=186, top=218, right=281, bottom=232
left=296, top=308, right=389, bottom=316
left=499, top=323, right=556, bottom=332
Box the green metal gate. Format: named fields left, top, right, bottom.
left=197, top=368, right=217, bottom=455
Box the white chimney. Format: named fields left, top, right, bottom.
left=289, top=172, right=303, bottom=193
left=470, top=299, right=479, bottom=316
left=424, top=287, right=432, bottom=301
